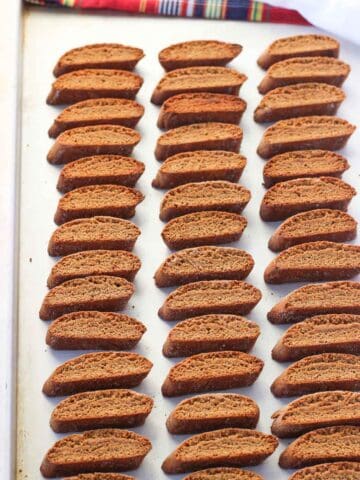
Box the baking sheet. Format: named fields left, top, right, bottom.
left=17, top=8, right=360, bottom=480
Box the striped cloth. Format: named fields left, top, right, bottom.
left=25, top=0, right=308, bottom=23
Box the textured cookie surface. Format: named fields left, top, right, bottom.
left=160, top=181, right=250, bottom=220
left=159, top=280, right=262, bottom=321
left=152, top=150, right=246, bottom=189
left=40, top=429, right=151, bottom=477
left=272, top=313, right=360, bottom=362
left=151, top=66, right=247, bottom=104
left=268, top=209, right=357, bottom=252
left=163, top=314, right=260, bottom=357
left=257, top=116, right=355, bottom=159
left=53, top=43, right=144, bottom=76
left=50, top=389, right=153, bottom=432
left=288, top=462, right=360, bottom=479
left=66, top=474, right=135, bottom=480
left=166, top=393, right=259, bottom=434
left=271, top=390, right=360, bottom=437
left=42, top=351, right=152, bottom=396
left=162, top=211, right=247, bottom=250
left=47, top=69, right=143, bottom=105
left=46, top=311, right=146, bottom=350
left=49, top=98, right=144, bottom=137
left=159, top=40, right=242, bottom=70
left=162, top=351, right=263, bottom=396
left=48, top=216, right=141, bottom=256
left=155, top=122, right=243, bottom=161
left=268, top=281, right=360, bottom=324
left=271, top=353, right=360, bottom=397
left=260, top=177, right=356, bottom=222
left=161, top=428, right=278, bottom=473
left=279, top=426, right=360, bottom=469
left=39, top=275, right=134, bottom=321
left=183, top=467, right=264, bottom=479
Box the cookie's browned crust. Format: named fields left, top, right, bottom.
left=288, top=462, right=360, bottom=479
left=183, top=468, right=264, bottom=480
left=66, top=474, right=135, bottom=480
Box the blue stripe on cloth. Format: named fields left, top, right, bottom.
left=226, top=0, right=250, bottom=19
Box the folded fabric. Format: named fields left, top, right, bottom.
left=25, top=0, right=308, bottom=23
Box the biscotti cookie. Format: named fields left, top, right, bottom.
left=47, top=125, right=140, bottom=165
left=42, top=351, right=152, bottom=396
left=159, top=40, right=242, bottom=71
left=288, top=462, right=360, bottom=479
left=152, top=150, right=246, bottom=189
left=258, top=57, right=350, bottom=94
left=255, top=83, right=345, bottom=123
left=263, top=150, right=349, bottom=188
left=183, top=468, right=264, bottom=480
left=158, top=93, right=246, bottom=129
left=260, top=177, right=356, bottom=222
left=163, top=314, right=260, bottom=357
left=39, top=275, right=134, bottom=321
left=166, top=393, right=259, bottom=434
left=159, top=280, right=262, bottom=321
left=40, top=429, right=151, bottom=477
left=155, top=123, right=243, bottom=161
left=48, top=217, right=140, bottom=256
left=279, top=426, right=360, bottom=469
left=257, top=116, right=355, bottom=159
left=160, top=181, right=250, bottom=221
left=162, top=428, right=278, bottom=473
left=271, top=391, right=360, bottom=438
left=155, top=247, right=254, bottom=287
left=54, top=184, right=144, bottom=224
left=49, top=98, right=144, bottom=138
left=50, top=389, right=153, bottom=432
left=162, top=351, right=263, bottom=396
left=258, top=35, right=339, bottom=70
left=272, top=314, right=360, bottom=361
left=47, top=69, right=143, bottom=105
left=271, top=353, right=360, bottom=397
left=57, top=155, right=145, bottom=193
left=66, top=475, right=135, bottom=480
left=46, top=311, right=146, bottom=350
left=268, top=209, right=357, bottom=252
left=162, top=211, right=247, bottom=250
left=264, top=241, right=360, bottom=284
left=268, top=281, right=360, bottom=324
left=151, top=66, right=247, bottom=104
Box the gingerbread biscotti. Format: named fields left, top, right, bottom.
left=271, top=390, right=360, bottom=438
left=162, top=351, right=263, bottom=397
left=257, top=34, right=340, bottom=69
left=158, top=93, right=246, bottom=129
left=155, top=122, right=243, bottom=161
left=268, top=209, right=357, bottom=252
left=183, top=468, right=264, bottom=480
left=163, top=314, right=260, bottom=357
left=159, top=280, right=262, bottom=321
left=48, top=217, right=141, bottom=256
left=258, top=56, right=350, bottom=94
left=48, top=98, right=144, bottom=137
left=279, top=426, right=360, bottom=469
left=162, top=428, right=278, bottom=473
left=268, top=281, right=360, bottom=324
left=161, top=211, right=247, bottom=250
left=39, top=275, right=134, bottom=321
left=152, top=150, right=246, bottom=189
left=40, top=429, right=151, bottom=477
left=65, top=475, right=135, bottom=480
left=272, top=313, right=360, bottom=362
left=42, top=351, right=152, bottom=396
left=166, top=393, right=259, bottom=434
left=159, top=40, right=242, bottom=71
left=47, top=69, right=143, bottom=105
left=257, top=116, right=355, bottom=159
left=260, top=177, right=356, bottom=222
left=288, top=462, right=360, bottom=479
left=46, top=311, right=146, bottom=350
left=151, top=66, right=247, bottom=104
left=50, top=389, right=153, bottom=432
left=271, top=353, right=360, bottom=397
left=160, top=181, right=250, bottom=221
left=48, top=125, right=141, bottom=164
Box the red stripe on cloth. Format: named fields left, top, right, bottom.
left=264, top=4, right=309, bottom=24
